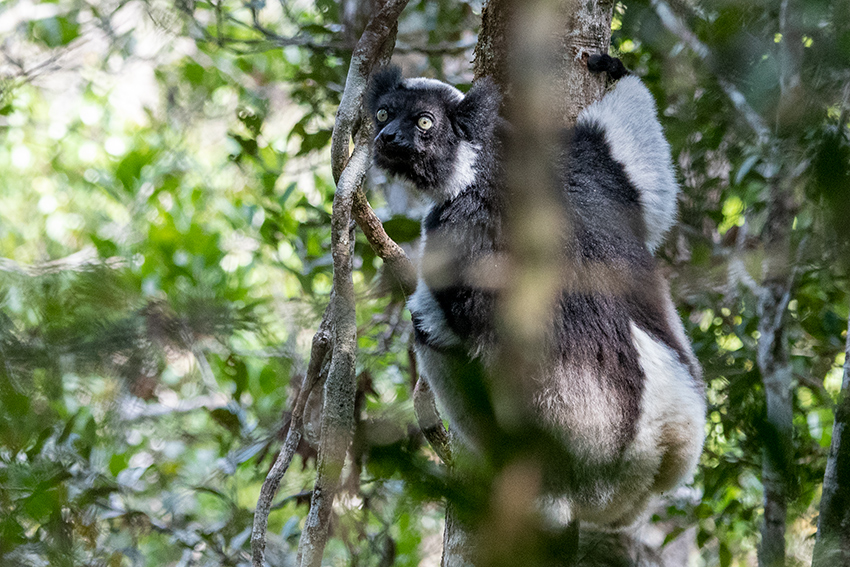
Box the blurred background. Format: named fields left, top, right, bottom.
left=1, top=0, right=849, bottom=566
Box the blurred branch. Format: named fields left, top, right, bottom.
left=0, top=247, right=125, bottom=275
left=413, top=376, right=452, bottom=464
left=118, top=393, right=229, bottom=420
left=203, top=12, right=474, bottom=56
left=813, top=310, right=850, bottom=566
left=650, top=0, right=772, bottom=145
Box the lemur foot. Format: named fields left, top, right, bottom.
left=587, top=53, right=631, bottom=81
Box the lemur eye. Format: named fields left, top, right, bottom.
left=417, top=116, right=433, bottom=131
left=376, top=109, right=388, bottom=122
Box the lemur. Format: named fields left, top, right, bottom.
left=367, top=55, right=706, bottom=527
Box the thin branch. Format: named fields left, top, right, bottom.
left=413, top=377, right=452, bottom=464
left=251, top=302, right=332, bottom=567
left=352, top=188, right=417, bottom=295
left=251, top=425, right=305, bottom=566
left=0, top=247, right=126, bottom=276
left=202, top=16, right=474, bottom=56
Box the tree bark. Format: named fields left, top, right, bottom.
left=813, top=312, right=850, bottom=566
left=474, top=0, right=615, bottom=125
left=755, top=177, right=796, bottom=567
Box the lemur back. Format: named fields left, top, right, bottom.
left=367, top=61, right=705, bottom=527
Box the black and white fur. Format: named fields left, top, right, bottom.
left=367, top=61, right=706, bottom=528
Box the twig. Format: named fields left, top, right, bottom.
left=352, top=189, right=417, bottom=295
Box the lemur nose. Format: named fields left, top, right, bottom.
left=377, top=128, right=397, bottom=144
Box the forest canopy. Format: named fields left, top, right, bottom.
left=1, top=0, right=849, bottom=566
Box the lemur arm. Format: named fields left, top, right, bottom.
left=577, top=62, right=679, bottom=252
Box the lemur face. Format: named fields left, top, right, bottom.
left=367, top=67, right=501, bottom=201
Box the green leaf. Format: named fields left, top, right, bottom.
left=210, top=407, right=241, bottom=436
left=183, top=61, right=206, bottom=86
left=109, top=453, right=130, bottom=476
left=115, top=148, right=156, bottom=192
left=29, top=15, right=80, bottom=47
left=719, top=542, right=732, bottom=567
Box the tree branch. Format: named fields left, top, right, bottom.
left=352, top=188, right=417, bottom=296
left=0, top=247, right=125, bottom=275
left=295, top=2, right=411, bottom=566
left=813, top=310, right=850, bottom=566
left=413, top=376, right=452, bottom=464
left=251, top=302, right=332, bottom=567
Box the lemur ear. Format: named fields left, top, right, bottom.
left=367, top=66, right=403, bottom=114
left=454, top=77, right=502, bottom=141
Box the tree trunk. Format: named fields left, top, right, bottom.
left=474, top=0, right=615, bottom=125
left=812, top=311, right=850, bottom=566
left=755, top=177, right=797, bottom=567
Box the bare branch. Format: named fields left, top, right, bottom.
left=0, top=247, right=126, bottom=276
left=251, top=426, right=304, bottom=567
left=251, top=302, right=332, bottom=567
left=352, top=189, right=417, bottom=295
left=413, top=378, right=452, bottom=464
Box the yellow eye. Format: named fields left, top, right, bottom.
left=418, top=116, right=433, bottom=130
left=376, top=109, right=388, bottom=122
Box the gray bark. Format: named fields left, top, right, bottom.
left=297, top=1, right=409, bottom=563
left=813, top=312, right=850, bottom=566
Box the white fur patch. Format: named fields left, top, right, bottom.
left=407, top=280, right=461, bottom=349
left=627, top=323, right=706, bottom=494
left=437, top=140, right=480, bottom=202
left=403, top=77, right=464, bottom=102
left=534, top=365, right=624, bottom=464
left=578, top=76, right=679, bottom=253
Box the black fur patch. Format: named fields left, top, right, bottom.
left=587, top=53, right=631, bottom=80
left=368, top=67, right=503, bottom=196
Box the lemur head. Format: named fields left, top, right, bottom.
left=367, top=66, right=501, bottom=202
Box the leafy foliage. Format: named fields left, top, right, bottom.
left=1, top=0, right=849, bottom=566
